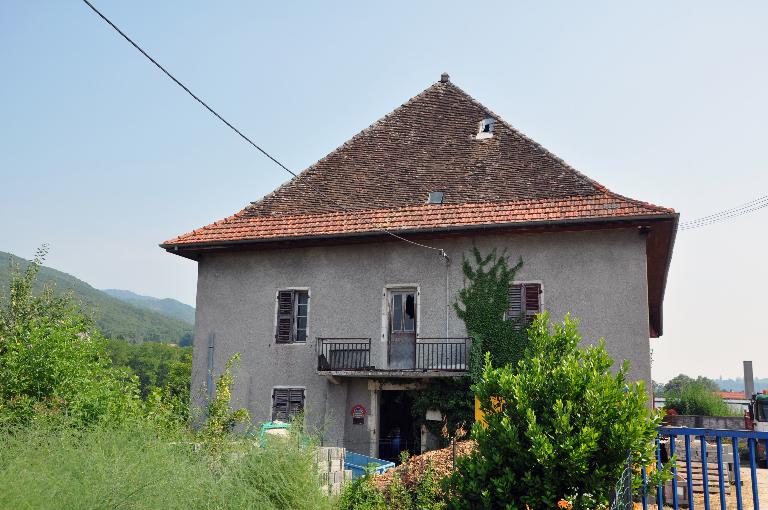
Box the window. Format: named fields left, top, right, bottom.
left=275, top=290, right=309, bottom=343
left=272, top=387, right=304, bottom=421
left=391, top=291, right=416, bottom=332
left=427, top=191, right=444, bottom=204
left=508, top=282, right=542, bottom=326
left=476, top=118, right=495, bottom=139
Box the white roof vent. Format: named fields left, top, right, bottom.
left=476, top=118, right=495, bottom=140
left=427, top=191, right=444, bottom=204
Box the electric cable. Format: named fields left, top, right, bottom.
left=80, top=0, right=448, bottom=260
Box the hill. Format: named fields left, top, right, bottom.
left=0, top=251, right=193, bottom=345
left=102, top=289, right=195, bottom=324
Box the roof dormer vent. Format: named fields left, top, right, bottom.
left=476, top=118, right=495, bottom=140
left=427, top=191, right=444, bottom=204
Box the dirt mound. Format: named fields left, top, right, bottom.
left=372, top=441, right=476, bottom=491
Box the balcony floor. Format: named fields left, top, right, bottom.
left=317, top=368, right=467, bottom=378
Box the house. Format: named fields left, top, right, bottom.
left=161, top=73, right=677, bottom=459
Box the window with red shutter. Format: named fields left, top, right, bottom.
left=508, top=282, right=542, bottom=327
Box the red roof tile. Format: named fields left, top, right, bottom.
left=163, top=77, right=675, bottom=247
left=165, top=192, right=672, bottom=246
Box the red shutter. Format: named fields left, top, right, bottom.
left=276, top=291, right=295, bottom=343
left=524, top=283, right=542, bottom=325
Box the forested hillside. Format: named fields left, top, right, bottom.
left=0, top=251, right=193, bottom=345
left=103, top=289, right=195, bottom=324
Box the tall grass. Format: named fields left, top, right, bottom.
left=0, top=420, right=334, bottom=510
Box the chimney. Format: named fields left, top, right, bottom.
left=744, top=360, right=755, bottom=398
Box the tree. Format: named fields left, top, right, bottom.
left=663, top=374, right=720, bottom=396
left=453, top=247, right=525, bottom=381
left=447, top=313, right=661, bottom=510
left=0, top=247, right=141, bottom=426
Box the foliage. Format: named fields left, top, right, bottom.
left=664, top=380, right=733, bottom=416
left=411, top=248, right=526, bottom=448
left=662, top=374, right=720, bottom=396
left=0, top=419, right=333, bottom=510
left=453, top=247, right=525, bottom=381
left=200, top=353, right=250, bottom=443
left=413, top=462, right=446, bottom=510
left=409, top=377, right=474, bottom=443
left=337, top=471, right=387, bottom=510
left=446, top=313, right=662, bottom=510
left=337, top=461, right=446, bottom=510
left=105, top=339, right=192, bottom=398
left=0, top=250, right=193, bottom=344
left=0, top=247, right=142, bottom=426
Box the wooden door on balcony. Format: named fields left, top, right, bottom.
left=388, top=289, right=416, bottom=369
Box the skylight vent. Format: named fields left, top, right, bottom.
left=476, top=118, right=495, bottom=139
left=427, top=191, right=444, bottom=204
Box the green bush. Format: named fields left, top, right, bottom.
left=665, top=380, right=733, bottom=416
left=446, top=313, right=661, bottom=510
left=0, top=248, right=142, bottom=426
left=337, top=471, right=387, bottom=510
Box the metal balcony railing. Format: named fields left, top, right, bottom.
left=316, top=337, right=471, bottom=373
left=415, top=337, right=471, bottom=371
left=317, top=338, right=372, bottom=371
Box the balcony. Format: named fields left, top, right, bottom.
left=316, top=337, right=471, bottom=377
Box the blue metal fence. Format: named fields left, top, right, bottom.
left=641, top=427, right=768, bottom=510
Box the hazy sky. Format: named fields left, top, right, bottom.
left=2, top=2, right=766, bottom=382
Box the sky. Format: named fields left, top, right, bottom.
left=1, top=1, right=767, bottom=382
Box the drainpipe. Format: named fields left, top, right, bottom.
left=207, top=333, right=215, bottom=402
left=441, top=249, right=451, bottom=340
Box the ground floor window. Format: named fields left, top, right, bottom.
left=271, top=387, right=305, bottom=421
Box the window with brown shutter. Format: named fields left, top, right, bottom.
left=275, top=290, right=309, bottom=343
left=271, top=387, right=305, bottom=421
left=508, top=282, right=542, bottom=327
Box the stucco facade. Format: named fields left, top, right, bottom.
left=191, top=227, right=652, bottom=454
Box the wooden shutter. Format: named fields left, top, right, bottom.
left=508, top=284, right=523, bottom=320
left=288, top=388, right=304, bottom=417
left=508, top=283, right=542, bottom=325
left=271, top=388, right=304, bottom=421
left=524, top=283, right=542, bottom=325
left=272, top=388, right=289, bottom=421
left=276, top=291, right=295, bottom=343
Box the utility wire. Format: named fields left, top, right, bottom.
left=679, top=194, right=768, bottom=230
left=80, top=0, right=448, bottom=259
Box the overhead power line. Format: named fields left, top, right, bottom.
left=679, top=195, right=768, bottom=230
left=80, top=0, right=448, bottom=260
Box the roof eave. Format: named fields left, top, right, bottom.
left=160, top=212, right=677, bottom=253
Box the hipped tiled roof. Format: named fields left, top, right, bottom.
left=163, top=77, right=674, bottom=247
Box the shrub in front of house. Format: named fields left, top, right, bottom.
left=445, top=313, right=661, bottom=510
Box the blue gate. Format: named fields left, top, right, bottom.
left=641, top=427, right=768, bottom=510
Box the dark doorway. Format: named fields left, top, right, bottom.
left=378, top=390, right=420, bottom=462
